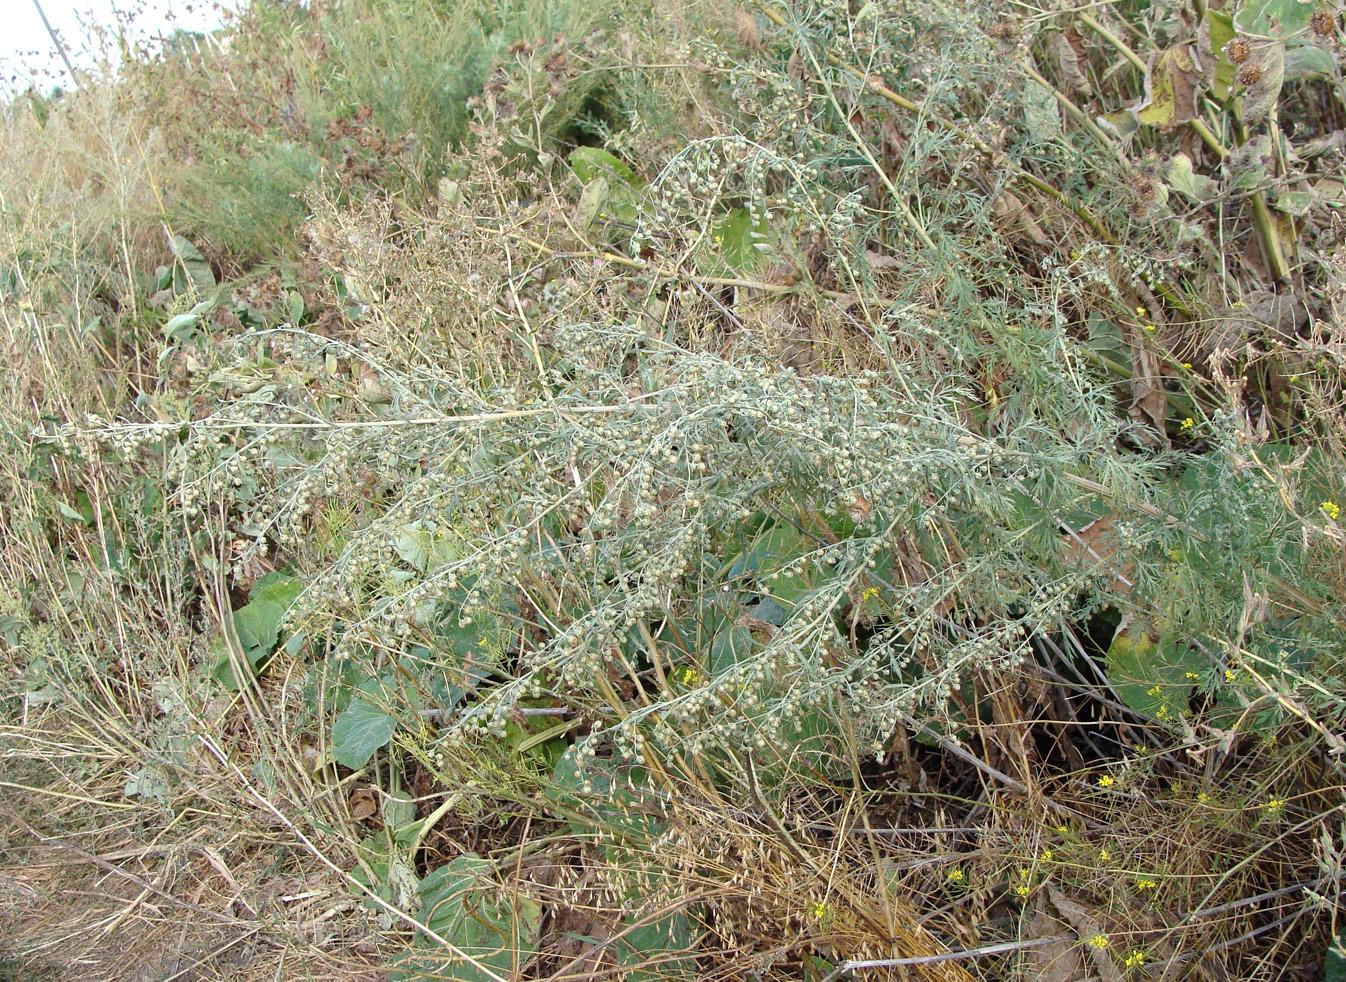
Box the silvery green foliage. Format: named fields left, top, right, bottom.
left=170, top=318, right=1137, bottom=772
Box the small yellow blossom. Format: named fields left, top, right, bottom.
left=1263, top=797, right=1286, bottom=819
left=946, top=868, right=966, bottom=885
left=1098, top=848, right=1111, bottom=862
left=1185, top=671, right=1201, bottom=681
left=1180, top=417, right=1195, bottom=430
left=678, top=666, right=704, bottom=686
left=1055, top=825, right=1070, bottom=835
left=1181, top=362, right=1193, bottom=370
left=810, top=900, right=829, bottom=921
left=1135, top=878, right=1158, bottom=892
left=1135, top=306, right=1146, bottom=316
left=1097, top=775, right=1116, bottom=789
left=1146, top=684, right=1162, bottom=697
left=1014, top=883, right=1031, bottom=898
left=860, top=586, right=880, bottom=603
left=1321, top=500, right=1340, bottom=522
left=1143, top=322, right=1157, bottom=333
left=1124, top=949, right=1148, bottom=968
left=1041, top=849, right=1054, bottom=862
left=1085, top=933, right=1110, bottom=950
left=1197, top=791, right=1212, bottom=805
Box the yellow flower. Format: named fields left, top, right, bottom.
left=678, top=666, right=704, bottom=686
left=947, top=868, right=966, bottom=884
left=1097, top=775, right=1115, bottom=789
left=860, top=586, right=879, bottom=603
left=1085, top=933, right=1110, bottom=950
left=1321, top=500, right=1340, bottom=522
left=1185, top=671, right=1201, bottom=681
left=1014, top=883, right=1031, bottom=897
left=1041, top=849, right=1054, bottom=862
left=1263, top=797, right=1286, bottom=819
left=1181, top=362, right=1193, bottom=370
left=1098, top=848, right=1111, bottom=862
left=1136, top=878, right=1158, bottom=892
left=1055, top=825, right=1069, bottom=835
left=1197, top=791, right=1212, bottom=805
left=1146, top=684, right=1162, bottom=697
left=810, top=900, right=829, bottom=921
left=1224, top=669, right=1238, bottom=683
left=1124, top=949, right=1148, bottom=968
left=1143, top=322, right=1157, bottom=333
left=1180, top=417, right=1195, bottom=430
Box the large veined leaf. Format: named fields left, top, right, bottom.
left=394, top=854, right=542, bottom=982
left=1208, top=10, right=1238, bottom=99
left=1235, top=0, right=1317, bottom=39
left=1106, top=617, right=1206, bottom=722
left=712, top=208, right=770, bottom=271
left=570, top=146, right=641, bottom=187
left=570, top=147, right=641, bottom=222
left=331, top=697, right=398, bottom=769
left=211, top=571, right=302, bottom=689
left=546, top=746, right=658, bottom=837
left=615, top=911, right=697, bottom=980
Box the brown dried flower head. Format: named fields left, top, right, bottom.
left=1226, top=37, right=1252, bottom=64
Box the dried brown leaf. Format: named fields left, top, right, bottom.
left=1054, top=28, right=1092, bottom=95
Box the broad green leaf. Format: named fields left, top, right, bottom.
left=1208, top=11, right=1238, bottom=99
left=1284, top=42, right=1337, bottom=80
left=394, top=521, right=457, bottom=573
left=212, top=572, right=302, bottom=689
left=570, top=146, right=641, bottom=187
left=710, top=619, right=755, bottom=676
left=1167, top=152, right=1218, bottom=200
left=575, top=175, right=610, bottom=229
left=547, top=746, right=657, bottom=837
left=1324, top=936, right=1346, bottom=982
left=712, top=208, right=769, bottom=271
left=1097, top=109, right=1139, bottom=139
left=615, top=911, right=697, bottom=980
left=397, top=854, right=541, bottom=982
left=332, top=698, right=397, bottom=768
left=163, top=299, right=216, bottom=341
left=1235, top=0, right=1317, bottom=39
left=1106, top=618, right=1205, bottom=721
left=172, top=235, right=216, bottom=293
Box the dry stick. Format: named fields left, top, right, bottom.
left=30, top=0, right=78, bottom=85
left=818, top=936, right=1072, bottom=982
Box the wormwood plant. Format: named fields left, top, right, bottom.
left=6, top=0, right=1346, bottom=977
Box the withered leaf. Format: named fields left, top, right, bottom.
left=1136, top=44, right=1200, bottom=129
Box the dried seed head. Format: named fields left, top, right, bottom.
left=1237, top=61, right=1263, bottom=86
left=1226, top=37, right=1252, bottom=64
left=986, top=20, right=1017, bottom=40
left=1311, top=9, right=1336, bottom=38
